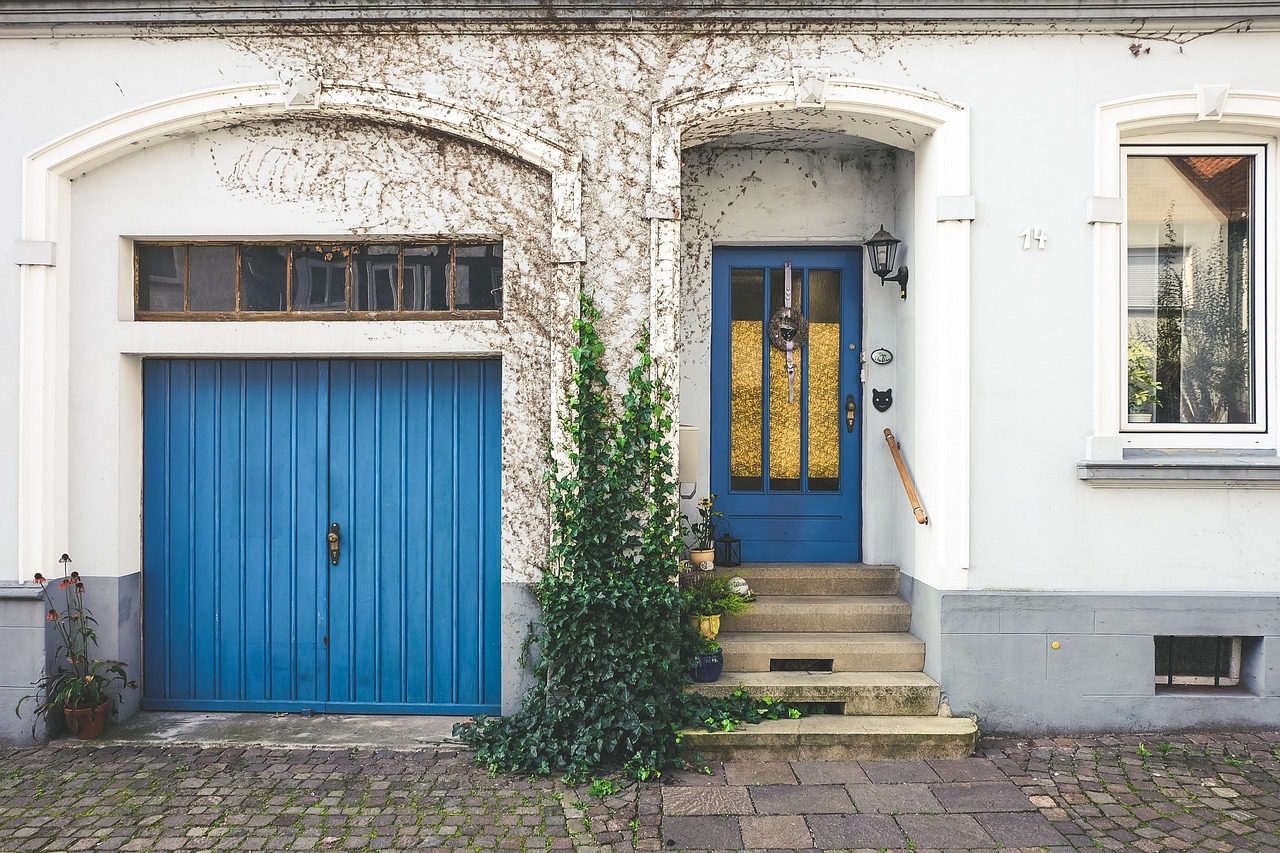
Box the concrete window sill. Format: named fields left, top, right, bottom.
left=1078, top=452, right=1280, bottom=488
left=0, top=582, right=46, bottom=601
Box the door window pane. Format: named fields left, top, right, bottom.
left=403, top=245, right=450, bottom=311
left=188, top=245, right=237, bottom=312
left=807, top=269, right=841, bottom=491
left=767, top=267, right=801, bottom=492
left=292, top=246, right=349, bottom=312
left=1126, top=154, right=1254, bottom=425
left=137, top=245, right=185, bottom=311
left=455, top=244, right=502, bottom=311
left=353, top=244, right=400, bottom=311
left=729, top=267, right=765, bottom=492
left=240, top=245, right=289, bottom=312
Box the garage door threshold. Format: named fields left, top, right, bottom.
left=90, top=711, right=467, bottom=751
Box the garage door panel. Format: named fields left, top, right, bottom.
left=146, top=358, right=501, bottom=714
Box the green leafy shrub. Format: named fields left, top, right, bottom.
left=680, top=571, right=753, bottom=617
left=454, top=291, right=799, bottom=780
left=454, top=293, right=687, bottom=778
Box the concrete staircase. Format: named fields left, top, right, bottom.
left=683, top=563, right=978, bottom=761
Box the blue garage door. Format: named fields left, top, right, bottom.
left=142, top=359, right=501, bottom=714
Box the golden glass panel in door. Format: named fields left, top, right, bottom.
left=807, top=269, right=842, bottom=491
left=729, top=268, right=764, bottom=491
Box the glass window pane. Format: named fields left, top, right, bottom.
left=729, top=267, right=765, bottom=492
left=768, top=266, right=801, bottom=492
left=455, top=244, right=502, bottom=311
left=188, top=245, right=237, bottom=312
left=137, top=245, right=185, bottom=312
left=292, top=246, right=349, bottom=312
left=807, top=269, right=841, bottom=491
left=240, top=245, right=289, bottom=312
left=353, top=244, right=400, bottom=311
left=403, top=245, right=450, bottom=311
left=1127, top=154, right=1254, bottom=425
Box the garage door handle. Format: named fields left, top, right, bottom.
left=327, top=523, right=341, bottom=566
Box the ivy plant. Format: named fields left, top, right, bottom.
left=454, top=291, right=796, bottom=780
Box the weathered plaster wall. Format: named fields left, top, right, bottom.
left=6, top=26, right=1280, bottom=601
left=66, top=117, right=557, bottom=586
left=678, top=143, right=905, bottom=563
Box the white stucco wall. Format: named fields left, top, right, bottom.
left=678, top=144, right=906, bottom=565
left=5, top=27, right=1280, bottom=595
left=63, top=118, right=559, bottom=584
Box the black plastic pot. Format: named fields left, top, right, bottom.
left=693, top=650, right=723, bottom=683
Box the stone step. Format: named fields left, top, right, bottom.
left=718, top=631, right=925, bottom=673
left=721, top=595, right=912, bottom=634
left=680, top=715, right=979, bottom=762
left=687, top=671, right=941, bottom=716
left=716, top=563, right=899, bottom=597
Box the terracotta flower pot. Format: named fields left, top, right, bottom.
left=64, top=699, right=110, bottom=740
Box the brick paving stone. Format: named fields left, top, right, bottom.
left=790, top=760, right=870, bottom=785
left=859, top=760, right=943, bottom=784
left=896, top=813, right=994, bottom=848
left=926, top=758, right=1009, bottom=783
left=749, top=784, right=855, bottom=815
left=660, top=815, right=741, bottom=850
left=931, top=781, right=1036, bottom=813
left=661, top=785, right=754, bottom=816
left=738, top=814, right=812, bottom=848
left=974, top=811, right=1070, bottom=847
left=806, top=813, right=905, bottom=849
left=723, top=761, right=797, bottom=786
left=846, top=783, right=944, bottom=815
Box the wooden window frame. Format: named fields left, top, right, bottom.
left=134, top=240, right=503, bottom=321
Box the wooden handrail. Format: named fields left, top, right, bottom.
left=883, top=428, right=928, bottom=525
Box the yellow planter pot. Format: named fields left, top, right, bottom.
left=689, top=548, right=716, bottom=569
left=691, top=614, right=720, bottom=639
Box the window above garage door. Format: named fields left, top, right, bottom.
left=135, top=240, right=502, bottom=319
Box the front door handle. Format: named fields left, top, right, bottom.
left=327, top=523, right=341, bottom=566
left=845, top=395, right=856, bottom=433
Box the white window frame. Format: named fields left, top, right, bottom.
left=1088, top=88, right=1280, bottom=461
left=1119, top=144, right=1267, bottom=436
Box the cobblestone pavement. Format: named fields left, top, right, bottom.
left=1, top=732, right=1278, bottom=852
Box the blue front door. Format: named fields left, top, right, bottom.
left=142, top=358, right=502, bottom=714
left=711, top=248, right=862, bottom=562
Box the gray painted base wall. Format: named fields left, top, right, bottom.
left=0, top=574, right=143, bottom=745
left=906, top=579, right=1280, bottom=734
left=0, top=583, right=51, bottom=745
left=501, top=581, right=539, bottom=715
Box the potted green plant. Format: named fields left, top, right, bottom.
left=680, top=570, right=753, bottom=640
left=17, top=555, right=134, bottom=740
left=684, top=494, right=722, bottom=568
left=690, top=633, right=724, bottom=683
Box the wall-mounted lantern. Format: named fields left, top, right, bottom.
left=865, top=225, right=910, bottom=300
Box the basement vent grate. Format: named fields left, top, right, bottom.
left=1155, top=636, right=1241, bottom=687
left=770, top=659, right=833, bottom=672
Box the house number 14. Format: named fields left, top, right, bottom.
left=1019, top=227, right=1047, bottom=250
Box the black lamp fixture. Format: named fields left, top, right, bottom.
left=865, top=225, right=909, bottom=300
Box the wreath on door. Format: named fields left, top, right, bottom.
left=766, top=306, right=810, bottom=352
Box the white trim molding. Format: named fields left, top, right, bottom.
left=649, top=76, right=973, bottom=591
left=1089, top=87, right=1280, bottom=463
left=15, top=80, right=583, bottom=581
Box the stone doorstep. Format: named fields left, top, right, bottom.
left=686, top=671, right=942, bottom=716
left=714, top=563, right=900, bottom=597
left=719, top=631, right=926, bottom=673
left=721, top=594, right=912, bottom=633
left=680, top=715, right=980, bottom=762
